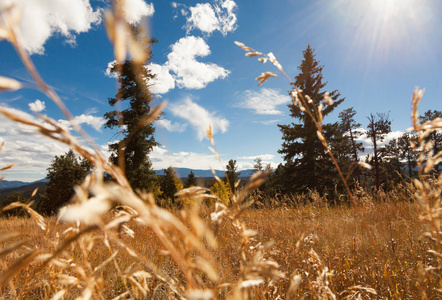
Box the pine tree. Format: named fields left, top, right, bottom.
left=337, top=108, right=364, bottom=183
left=397, top=133, right=417, bottom=178
left=104, top=51, right=158, bottom=191
left=420, top=110, right=442, bottom=172
left=380, top=138, right=403, bottom=189
left=278, top=45, right=344, bottom=194
left=184, top=170, right=197, bottom=188
left=253, top=157, right=263, bottom=173
left=39, top=150, right=92, bottom=215
left=225, top=159, right=240, bottom=193
left=366, top=113, right=391, bottom=190
left=160, top=166, right=183, bottom=205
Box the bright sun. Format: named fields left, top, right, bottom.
left=337, top=0, right=432, bottom=62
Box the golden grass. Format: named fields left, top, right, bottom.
left=1, top=1, right=441, bottom=299
left=0, top=197, right=439, bottom=299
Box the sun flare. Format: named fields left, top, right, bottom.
left=337, top=0, right=432, bottom=62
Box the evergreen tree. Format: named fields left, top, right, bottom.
left=397, top=133, right=417, bottom=178
left=40, top=150, right=92, bottom=215
left=420, top=110, right=442, bottom=172
left=278, top=45, right=344, bottom=194
left=184, top=170, right=197, bottom=188
left=160, top=166, right=183, bottom=204
left=253, top=157, right=263, bottom=173
left=225, top=159, right=240, bottom=193
left=338, top=108, right=364, bottom=183
left=380, top=138, right=403, bottom=189
left=366, top=113, right=391, bottom=190
left=104, top=50, right=158, bottom=191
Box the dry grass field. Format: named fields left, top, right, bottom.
left=1, top=1, right=441, bottom=299
left=0, top=190, right=440, bottom=299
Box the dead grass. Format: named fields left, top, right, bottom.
left=0, top=197, right=438, bottom=299
left=0, top=1, right=441, bottom=299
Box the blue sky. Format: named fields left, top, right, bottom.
left=0, top=0, right=441, bottom=182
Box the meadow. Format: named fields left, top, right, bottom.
left=1, top=1, right=442, bottom=299
left=0, top=188, right=439, bottom=299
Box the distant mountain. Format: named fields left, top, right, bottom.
left=0, top=180, right=29, bottom=189
left=155, top=167, right=255, bottom=178
left=0, top=178, right=48, bottom=191
left=0, top=180, right=48, bottom=194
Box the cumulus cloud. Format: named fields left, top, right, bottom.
left=123, top=0, right=154, bottom=24
left=58, top=114, right=106, bottom=132
left=0, top=106, right=70, bottom=181
left=106, top=36, right=230, bottom=93
left=105, top=60, right=118, bottom=78
left=181, top=0, right=238, bottom=36
left=150, top=145, right=273, bottom=172
left=169, top=98, right=229, bottom=140
left=28, top=99, right=46, bottom=112
left=156, top=119, right=187, bottom=133
left=237, top=154, right=275, bottom=160
left=9, top=0, right=155, bottom=54
left=186, top=3, right=219, bottom=34
left=237, top=88, right=291, bottom=115
left=146, top=63, right=176, bottom=94
left=355, top=128, right=404, bottom=158
left=11, top=0, right=102, bottom=54
left=167, top=36, right=230, bottom=89
left=150, top=145, right=223, bottom=170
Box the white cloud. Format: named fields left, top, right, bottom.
left=150, top=145, right=223, bottom=170
left=28, top=99, right=46, bottom=112
left=150, top=146, right=278, bottom=172
left=58, top=114, right=106, bottom=132
left=169, top=98, right=229, bottom=140
left=253, top=119, right=280, bottom=125
left=105, top=60, right=118, bottom=78
left=183, top=0, right=238, bottom=36
left=355, top=128, right=404, bottom=158
left=237, top=154, right=275, bottom=160
left=105, top=36, right=229, bottom=93
left=238, top=88, right=291, bottom=115
left=166, top=36, right=230, bottom=89
left=146, top=63, right=176, bottom=94
left=156, top=119, right=187, bottom=133
left=0, top=107, right=70, bottom=181
left=186, top=3, right=219, bottom=34
left=123, top=0, right=154, bottom=24
left=9, top=0, right=155, bottom=54
left=13, top=0, right=102, bottom=54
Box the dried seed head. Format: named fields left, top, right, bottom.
left=358, top=162, right=372, bottom=170
left=245, top=51, right=261, bottom=57
left=234, top=41, right=253, bottom=51
left=316, top=130, right=327, bottom=148
left=256, top=72, right=277, bottom=86
left=0, top=76, right=22, bottom=91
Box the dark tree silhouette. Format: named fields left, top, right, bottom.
left=420, top=110, right=442, bottom=172
left=366, top=113, right=391, bottom=190
left=184, top=170, right=197, bottom=188
left=338, top=107, right=364, bottom=183
left=278, top=45, right=345, bottom=193
left=40, top=150, right=92, bottom=215
left=104, top=48, right=158, bottom=191
left=225, top=159, right=240, bottom=193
